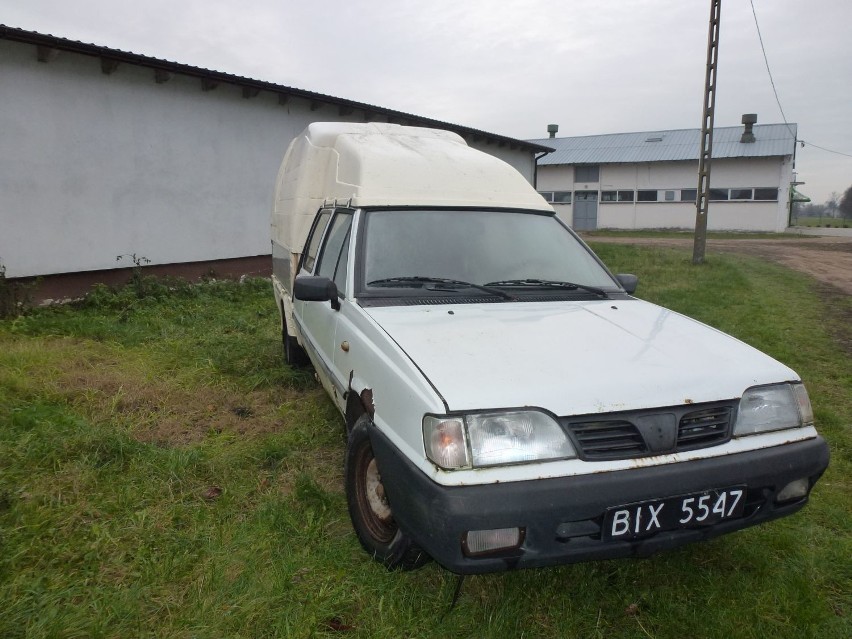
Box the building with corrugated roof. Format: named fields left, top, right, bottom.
left=0, top=25, right=551, bottom=299
left=528, top=120, right=797, bottom=232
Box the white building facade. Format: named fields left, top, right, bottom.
left=0, top=26, right=548, bottom=290
left=530, top=123, right=797, bottom=233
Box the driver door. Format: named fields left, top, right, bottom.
left=294, top=208, right=353, bottom=408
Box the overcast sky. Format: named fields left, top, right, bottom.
left=2, top=0, right=850, bottom=203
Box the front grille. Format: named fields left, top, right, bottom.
left=567, top=421, right=647, bottom=460
left=678, top=406, right=732, bottom=449
left=562, top=401, right=735, bottom=461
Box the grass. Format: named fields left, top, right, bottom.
left=791, top=217, right=850, bottom=228
left=1, top=259, right=849, bottom=638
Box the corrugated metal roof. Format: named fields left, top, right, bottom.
left=530, top=123, right=796, bottom=165
left=0, top=24, right=552, bottom=154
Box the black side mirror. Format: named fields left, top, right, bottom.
left=616, top=274, right=638, bottom=294
left=294, top=276, right=340, bottom=311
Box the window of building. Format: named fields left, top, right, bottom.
left=574, top=165, right=600, bottom=182
left=538, top=191, right=554, bottom=202
left=709, top=188, right=729, bottom=201
left=602, top=190, right=635, bottom=202
left=680, top=189, right=697, bottom=202
left=552, top=191, right=573, bottom=203
left=637, top=190, right=658, bottom=202
left=754, top=188, right=779, bottom=201
left=730, top=188, right=754, bottom=200
left=664, top=190, right=676, bottom=201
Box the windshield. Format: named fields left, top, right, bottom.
left=362, top=209, right=617, bottom=291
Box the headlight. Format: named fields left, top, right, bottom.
left=733, top=383, right=813, bottom=436
left=423, top=410, right=576, bottom=470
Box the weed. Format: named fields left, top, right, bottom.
left=0, top=263, right=38, bottom=319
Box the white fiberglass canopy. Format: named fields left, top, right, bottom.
left=272, top=122, right=552, bottom=253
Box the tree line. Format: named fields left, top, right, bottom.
left=796, top=184, right=852, bottom=220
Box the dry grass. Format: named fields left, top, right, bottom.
left=6, top=335, right=326, bottom=446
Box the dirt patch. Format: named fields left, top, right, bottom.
left=41, top=337, right=326, bottom=446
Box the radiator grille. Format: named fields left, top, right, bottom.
left=563, top=402, right=735, bottom=460
left=677, top=406, right=732, bottom=449
left=567, top=421, right=647, bottom=460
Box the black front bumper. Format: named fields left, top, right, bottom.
left=370, top=429, right=830, bottom=574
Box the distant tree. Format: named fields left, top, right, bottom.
left=796, top=203, right=826, bottom=217
left=825, top=192, right=840, bottom=218
left=839, top=186, right=852, bottom=220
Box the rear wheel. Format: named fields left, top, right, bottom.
left=345, top=416, right=430, bottom=570
left=281, top=311, right=309, bottom=368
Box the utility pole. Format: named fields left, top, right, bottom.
left=693, top=0, right=721, bottom=265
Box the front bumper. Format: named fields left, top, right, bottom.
left=370, top=429, right=830, bottom=574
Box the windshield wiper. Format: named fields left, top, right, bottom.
left=484, top=278, right=608, bottom=298
left=367, top=276, right=513, bottom=300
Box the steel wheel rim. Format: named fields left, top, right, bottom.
left=356, top=443, right=396, bottom=544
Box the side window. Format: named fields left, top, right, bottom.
left=332, top=230, right=352, bottom=294
left=316, top=211, right=354, bottom=296
left=303, top=209, right=332, bottom=273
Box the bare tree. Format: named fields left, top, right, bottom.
left=839, top=186, right=852, bottom=220
left=826, top=192, right=841, bottom=218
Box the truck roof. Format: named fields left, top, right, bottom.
left=272, top=122, right=553, bottom=252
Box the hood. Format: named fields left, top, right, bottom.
left=364, top=299, right=798, bottom=415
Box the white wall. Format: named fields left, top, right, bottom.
left=0, top=40, right=537, bottom=278
left=537, top=165, right=573, bottom=190
left=470, top=141, right=536, bottom=182
left=537, top=156, right=792, bottom=232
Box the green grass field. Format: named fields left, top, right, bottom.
left=791, top=217, right=850, bottom=228
left=1, top=250, right=849, bottom=638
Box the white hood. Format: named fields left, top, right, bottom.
left=365, top=299, right=798, bottom=415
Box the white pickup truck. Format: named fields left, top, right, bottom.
left=271, top=122, right=829, bottom=574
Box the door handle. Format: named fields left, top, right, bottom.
left=340, top=341, right=350, bottom=352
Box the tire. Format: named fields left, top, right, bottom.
left=345, top=416, right=431, bottom=571
left=281, top=312, right=310, bottom=368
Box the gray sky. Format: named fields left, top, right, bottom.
left=2, top=0, right=850, bottom=203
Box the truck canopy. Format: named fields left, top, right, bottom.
left=271, top=122, right=552, bottom=255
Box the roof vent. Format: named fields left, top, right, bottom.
left=645, top=136, right=663, bottom=142
left=741, top=113, right=757, bottom=143
left=547, top=124, right=559, bottom=138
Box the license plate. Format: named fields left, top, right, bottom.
left=603, top=486, right=746, bottom=541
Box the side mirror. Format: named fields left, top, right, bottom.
left=294, top=276, right=340, bottom=311
left=616, top=274, right=638, bottom=294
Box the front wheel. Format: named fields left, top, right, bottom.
left=345, top=416, right=430, bottom=570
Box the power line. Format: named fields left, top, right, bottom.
left=749, top=0, right=795, bottom=137
left=749, top=0, right=852, bottom=159
left=799, top=140, right=852, bottom=159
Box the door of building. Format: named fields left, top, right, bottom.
left=573, top=191, right=598, bottom=230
